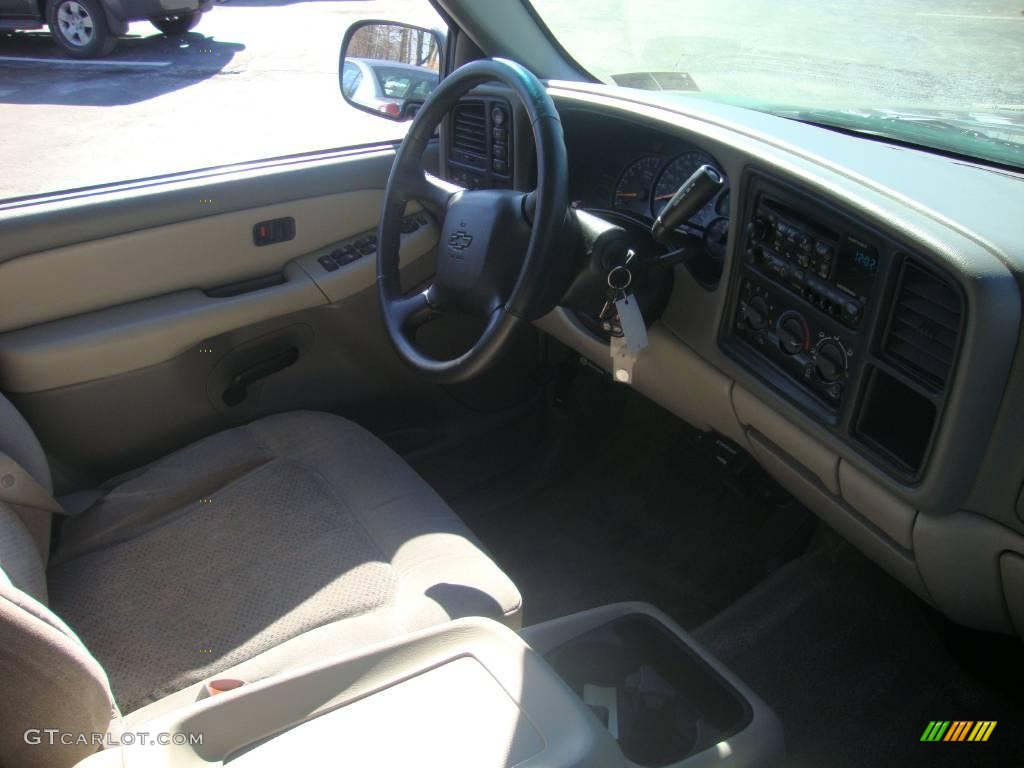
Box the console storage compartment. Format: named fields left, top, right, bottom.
left=522, top=603, right=784, bottom=768
left=76, top=618, right=623, bottom=768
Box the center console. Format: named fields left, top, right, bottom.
left=79, top=607, right=782, bottom=768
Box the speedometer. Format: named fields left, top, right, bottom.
left=612, top=156, right=662, bottom=216
left=652, top=151, right=723, bottom=226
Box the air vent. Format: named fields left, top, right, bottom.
left=883, top=261, right=962, bottom=389
left=452, top=101, right=487, bottom=156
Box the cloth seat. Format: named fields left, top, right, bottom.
left=0, top=402, right=521, bottom=767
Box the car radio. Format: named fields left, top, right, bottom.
left=725, top=183, right=887, bottom=411
left=747, top=199, right=879, bottom=329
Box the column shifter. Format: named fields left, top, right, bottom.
left=651, top=164, right=724, bottom=243
left=650, top=165, right=725, bottom=272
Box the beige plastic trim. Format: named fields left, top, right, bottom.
left=839, top=460, right=917, bottom=550
left=0, top=264, right=321, bottom=393
left=733, top=386, right=839, bottom=494
left=295, top=215, right=438, bottom=304
left=536, top=311, right=744, bottom=444
left=0, top=220, right=438, bottom=393
left=77, top=618, right=622, bottom=768
left=746, top=430, right=930, bottom=600
left=0, top=190, right=388, bottom=334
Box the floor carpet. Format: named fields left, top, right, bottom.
left=410, top=366, right=1024, bottom=766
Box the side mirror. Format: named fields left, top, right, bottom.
left=339, top=20, right=443, bottom=122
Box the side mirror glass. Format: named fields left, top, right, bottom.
left=339, top=21, right=443, bottom=122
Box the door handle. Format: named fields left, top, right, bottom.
left=222, top=347, right=299, bottom=406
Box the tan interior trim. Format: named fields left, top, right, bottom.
left=838, top=460, right=917, bottom=550
left=733, top=386, right=839, bottom=494
left=746, top=430, right=930, bottom=600
left=0, top=190, right=388, bottom=334
left=0, top=212, right=437, bottom=394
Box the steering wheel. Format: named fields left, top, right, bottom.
left=377, top=58, right=569, bottom=382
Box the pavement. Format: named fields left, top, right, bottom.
left=1, top=0, right=1022, bottom=201
left=0, top=0, right=440, bottom=200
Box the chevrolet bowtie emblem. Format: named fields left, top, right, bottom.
left=448, top=231, right=473, bottom=250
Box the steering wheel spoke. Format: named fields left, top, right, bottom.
left=410, top=171, right=461, bottom=220
left=392, top=286, right=443, bottom=333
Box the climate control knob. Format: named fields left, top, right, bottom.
left=814, top=339, right=848, bottom=382
left=743, top=296, right=770, bottom=331
left=777, top=314, right=807, bottom=355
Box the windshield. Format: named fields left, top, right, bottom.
left=527, top=0, right=1024, bottom=169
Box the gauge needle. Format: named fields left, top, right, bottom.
left=654, top=193, right=675, bottom=200
left=615, top=192, right=639, bottom=198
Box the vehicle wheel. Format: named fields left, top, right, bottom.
left=151, top=11, right=202, bottom=35
left=47, top=0, right=117, bottom=58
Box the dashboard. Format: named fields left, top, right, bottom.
left=448, top=86, right=1024, bottom=641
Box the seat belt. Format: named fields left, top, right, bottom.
left=0, top=451, right=63, bottom=565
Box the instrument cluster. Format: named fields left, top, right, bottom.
left=612, top=150, right=730, bottom=231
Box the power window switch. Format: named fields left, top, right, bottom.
left=335, top=246, right=359, bottom=265
left=318, top=254, right=339, bottom=272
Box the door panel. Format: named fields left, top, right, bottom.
left=0, top=219, right=438, bottom=392
left=0, top=189, right=391, bottom=333
left=0, top=143, right=545, bottom=489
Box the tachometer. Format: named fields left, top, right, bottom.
left=652, top=151, right=723, bottom=226
left=613, top=156, right=662, bottom=215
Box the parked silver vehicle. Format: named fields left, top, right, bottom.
left=0, top=0, right=213, bottom=57
left=340, top=57, right=439, bottom=119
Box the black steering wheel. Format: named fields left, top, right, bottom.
left=377, top=58, right=569, bottom=382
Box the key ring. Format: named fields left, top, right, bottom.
left=607, top=266, right=632, bottom=292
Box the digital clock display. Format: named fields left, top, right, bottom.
left=835, top=234, right=879, bottom=298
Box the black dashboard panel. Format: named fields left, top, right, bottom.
left=446, top=97, right=515, bottom=189
left=560, top=110, right=729, bottom=233
left=721, top=170, right=965, bottom=480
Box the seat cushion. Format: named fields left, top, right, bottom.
left=47, top=412, right=521, bottom=713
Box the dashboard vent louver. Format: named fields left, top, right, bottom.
left=452, top=101, right=487, bottom=156
left=883, top=261, right=962, bottom=390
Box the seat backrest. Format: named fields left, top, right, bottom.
left=0, top=393, right=120, bottom=768
left=0, top=392, right=54, bottom=573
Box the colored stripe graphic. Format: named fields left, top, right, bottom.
left=969, top=722, right=997, bottom=742
left=921, top=721, right=950, bottom=741
left=921, top=720, right=996, bottom=742
left=944, top=721, right=972, bottom=741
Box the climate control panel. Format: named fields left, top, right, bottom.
left=735, top=277, right=856, bottom=405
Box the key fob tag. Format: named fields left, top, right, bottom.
left=615, top=294, right=649, bottom=355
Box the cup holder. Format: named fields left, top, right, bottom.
left=544, top=614, right=752, bottom=767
